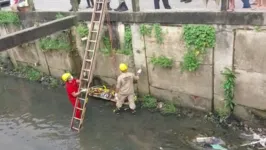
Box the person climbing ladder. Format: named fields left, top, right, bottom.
left=62, top=73, right=87, bottom=119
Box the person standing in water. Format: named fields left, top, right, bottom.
left=61, top=73, right=87, bottom=118
left=114, top=63, right=141, bottom=114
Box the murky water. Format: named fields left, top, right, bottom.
left=0, top=73, right=243, bottom=150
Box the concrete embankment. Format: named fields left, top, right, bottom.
left=1, top=11, right=266, bottom=123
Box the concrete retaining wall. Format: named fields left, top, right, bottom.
left=1, top=21, right=266, bottom=120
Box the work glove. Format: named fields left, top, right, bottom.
left=137, top=69, right=142, bottom=75
left=80, top=88, right=87, bottom=93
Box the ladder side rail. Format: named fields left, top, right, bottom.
left=70, top=0, right=99, bottom=130
left=86, top=1, right=107, bottom=87
left=78, top=0, right=108, bottom=129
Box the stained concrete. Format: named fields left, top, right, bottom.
left=18, top=11, right=266, bottom=25
left=213, top=25, right=234, bottom=110
left=0, top=15, right=77, bottom=52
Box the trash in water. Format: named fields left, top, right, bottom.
left=240, top=133, right=266, bottom=149
left=193, top=136, right=227, bottom=150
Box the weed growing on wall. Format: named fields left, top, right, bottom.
left=150, top=55, right=173, bottom=68
left=181, top=25, right=216, bottom=72
left=55, top=13, right=65, bottom=19
left=120, top=26, right=132, bottom=55
left=101, top=36, right=112, bottom=55
left=76, top=23, right=89, bottom=38
left=139, top=24, right=153, bottom=37
left=0, top=11, right=20, bottom=25
left=142, top=95, right=157, bottom=109
left=222, top=67, right=236, bottom=113
left=161, top=102, right=177, bottom=115
left=139, top=24, right=164, bottom=44
left=39, top=33, right=71, bottom=52
left=153, top=24, right=164, bottom=44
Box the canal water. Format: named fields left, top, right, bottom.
left=0, top=73, right=243, bottom=150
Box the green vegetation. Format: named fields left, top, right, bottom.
left=181, top=25, right=216, bottom=72
left=76, top=23, right=89, bottom=38
left=39, top=33, right=71, bottom=52
left=0, top=11, right=20, bottom=25
left=49, top=78, right=60, bottom=88
left=142, top=95, right=157, bottom=109
left=14, top=65, right=43, bottom=81
left=139, top=24, right=164, bottom=44
left=150, top=55, right=173, bottom=68
left=161, top=102, right=177, bottom=115
left=153, top=24, right=164, bottom=44
left=222, top=67, right=236, bottom=113
left=100, top=36, right=112, bottom=55
left=216, top=108, right=230, bottom=120
left=119, top=26, right=132, bottom=55
left=139, top=24, right=153, bottom=37
left=55, top=13, right=65, bottom=19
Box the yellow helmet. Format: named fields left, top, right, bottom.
left=61, top=73, right=71, bottom=82
left=119, top=63, right=128, bottom=72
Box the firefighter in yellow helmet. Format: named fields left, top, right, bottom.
left=61, top=73, right=86, bottom=119
left=114, top=63, right=142, bottom=114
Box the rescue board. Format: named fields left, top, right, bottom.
left=87, top=85, right=137, bottom=105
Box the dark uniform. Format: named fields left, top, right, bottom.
left=154, top=0, right=171, bottom=9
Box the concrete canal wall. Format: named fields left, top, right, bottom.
left=1, top=11, right=266, bottom=121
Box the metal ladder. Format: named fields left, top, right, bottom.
left=70, top=0, right=108, bottom=132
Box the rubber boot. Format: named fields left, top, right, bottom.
left=114, top=2, right=128, bottom=11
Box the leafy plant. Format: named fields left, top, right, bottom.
left=0, top=11, right=20, bottom=25
left=153, top=24, right=164, bottom=44
left=139, top=24, right=152, bottom=37
left=181, top=50, right=200, bottom=72
left=55, top=13, right=65, bottom=19
left=14, top=65, right=42, bottom=81
left=222, top=67, right=236, bottom=112
left=100, top=36, right=112, bottom=55
left=142, top=95, right=157, bottom=109
left=124, top=26, right=132, bottom=52
left=150, top=56, right=173, bottom=68
left=39, top=33, right=71, bottom=52
left=161, top=102, right=177, bottom=115
left=76, top=23, right=89, bottom=38
left=49, top=78, right=59, bottom=88
left=181, top=25, right=216, bottom=72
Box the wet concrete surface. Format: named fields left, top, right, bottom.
left=0, top=73, right=243, bottom=150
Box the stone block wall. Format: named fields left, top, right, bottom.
left=1, top=22, right=266, bottom=119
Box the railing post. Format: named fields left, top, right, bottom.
left=132, top=0, right=140, bottom=12
left=221, top=0, right=228, bottom=11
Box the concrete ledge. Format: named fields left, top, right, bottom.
left=0, top=15, right=77, bottom=52
left=18, top=11, right=266, bottom=25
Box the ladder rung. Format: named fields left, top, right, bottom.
left=89, top=40, right=96, bottom=43
left=75, top=107, right=83, bottom=111
left=78, top=97, right=86, bottom=101
left=92, top=21, right=100, bottom=24
left=95, top=11, right=102, bottom=13
left=85, top=59, right=92, bottom=62
left=87, top=50, right=94, bottom=52
left=81, top=78, right=89, bottom=81
left=74, top=117, right=81, bottom=121
left=83, top=69, right=90, bottom=72
left=72, top=126, right=79, bottom=131
left=91, top=30, right=98, bottom=33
